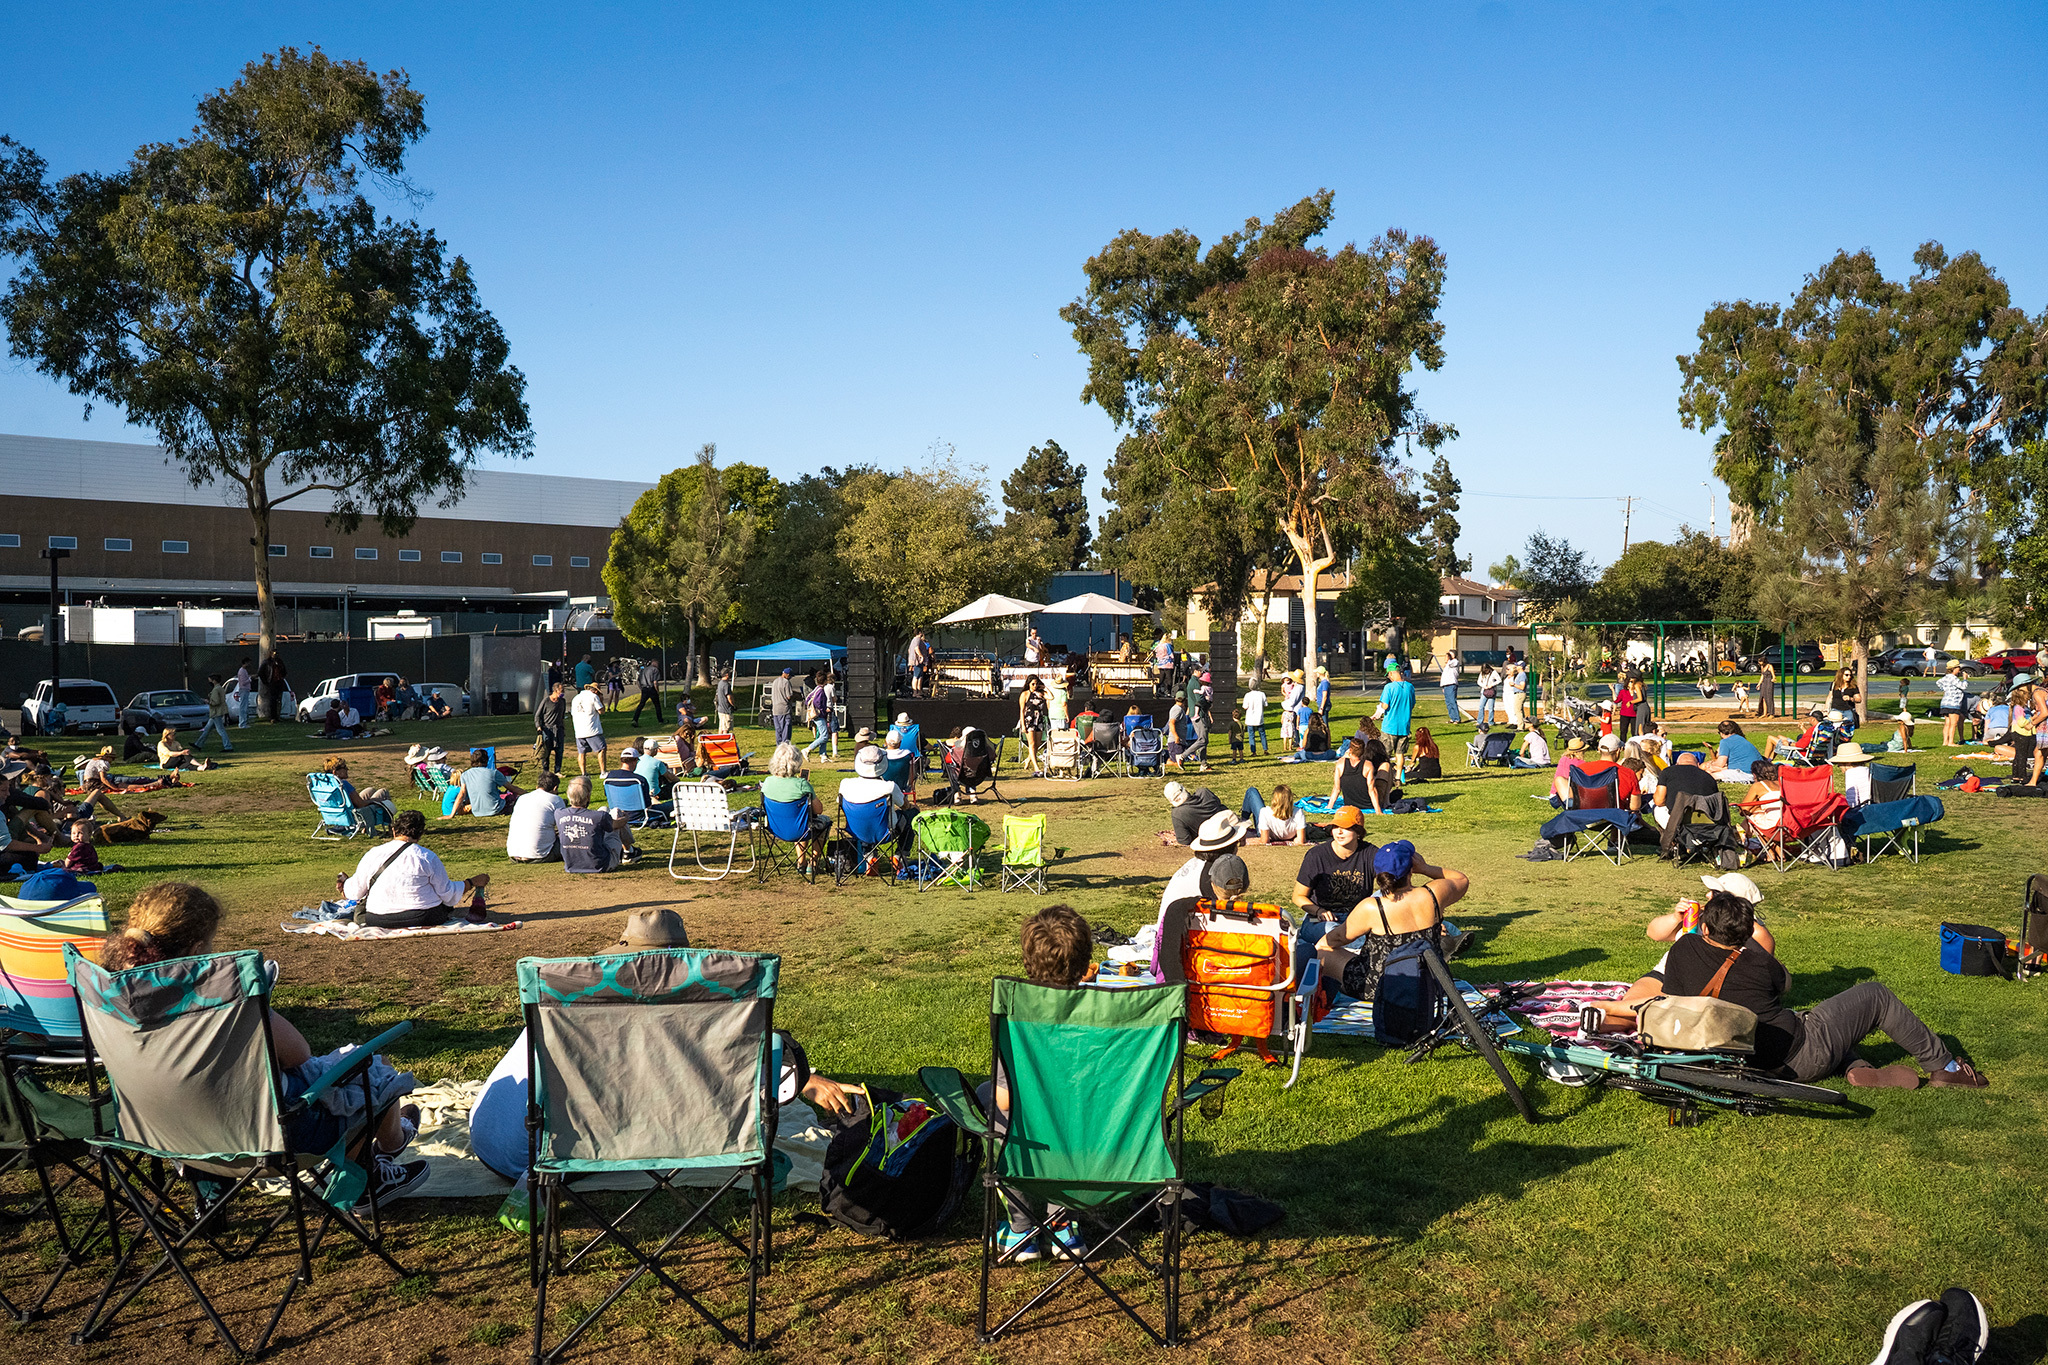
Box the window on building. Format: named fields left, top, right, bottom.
left=48, top=536, right=78, bottom=550
left=441, top=551, right=463, bottom=563
left=570, top=556, right=590, bottom=568
left=269, top=544, right=287, bottom=557
left=309, top=546, right=335, bottom=559
left=398, top=549, right=421, bottom=562
left=103, top=538, right=132, bottom=552
left=162, top=540, right=189, bottom=554
left=481, top=552, right=502, bottom=565
left=355, top=547, right=378, bottom=560
left=0, top=534, right=19, bottom=548
left=532, top=554, right=553, bottom=567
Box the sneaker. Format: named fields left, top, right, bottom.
left=1046, top=1217, right=1087, bottom=1261
left=620, top=846, right=644, bottom=864
left=1928, top=1062, right=1990, bottom=1089
left=1930, top=1287, right=1989, bottom=1364
left=354, top=1156, right=430, bottom=1212
left=1870, top=1299, right=1946, bottom=1365
left=995, top=1223, right=1040, bottom=1264
left=1846, top=1063, right=1921, bottom=1089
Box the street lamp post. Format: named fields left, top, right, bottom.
left=40, top=547, right=70, bottom=698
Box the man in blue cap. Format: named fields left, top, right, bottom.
left=1375, top=657, right=1417, bottom=783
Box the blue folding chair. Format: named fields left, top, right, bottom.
left=1129, top=725, right=1165, bottom=777
left=834, top=795, right=899, bottom=886
left=307, top=771, right=389, bottom=841
left=758, top=795, right=818, bottom=883
left=1538, top=766, right=1640, bottom=864
left=602, top=774, right=652, bottom=828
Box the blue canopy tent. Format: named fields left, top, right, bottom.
left=732, top=639, right=848, bottom=721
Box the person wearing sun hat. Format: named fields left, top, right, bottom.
left=1935, top=658, right=1972, bottom=746
left=1828, top=740, right=1880, bottom=806
left=1150, top=809, right=1252, bottom=976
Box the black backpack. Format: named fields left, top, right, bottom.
left=808, top=1085, right=980, bottom=1240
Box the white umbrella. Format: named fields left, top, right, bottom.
left=936, top=593, right=1045, bottom=625
left=1039, top=591, right=1148, bottom=653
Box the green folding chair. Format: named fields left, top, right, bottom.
left=0, top=1049, right=115, bottom=1321
left=519, top=947, right=781, bottom=1358
left=920, top=979, right=1239, bottom=1346
left=61, top=945, right=415, bottom=1356
left=997, top=813, right=1050, bottom=894
left=914, top=808, right=993, bottom=892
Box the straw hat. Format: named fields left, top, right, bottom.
left=1829, top=742, right=1876, bottom=765
left=1565, top=737, right=1589, bottom=753
left=1189, top=810, right=1249, bottom=852
left=613, top=908, right=690, bottom=949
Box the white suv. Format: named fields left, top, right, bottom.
left=295, top=673, right=403, bottom=722
left=22, top=679, right=122, bottom=735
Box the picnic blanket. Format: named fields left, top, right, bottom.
left=283, top=916, right=522, bottom=941
left=1314, top=978, right=1520, bottom=1038
left=1312, top=978, right=1635, bottom=1040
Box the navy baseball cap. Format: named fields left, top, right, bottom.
left=1373, top=840, right=1416, bottom=879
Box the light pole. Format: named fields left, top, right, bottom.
left=40, top=547, right=70, bottom=697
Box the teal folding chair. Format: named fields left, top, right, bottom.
left=920, top=979, right=1238, bottom=1346
left=520, top=948, right=781, bottom=1358
left=63, top=946, right=414, bottom=1356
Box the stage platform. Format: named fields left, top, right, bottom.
left=890, top=694, right=1178, bottom=740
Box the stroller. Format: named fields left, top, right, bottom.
left=942, top=727, right=1005, bottom=805
left=1467, top=727, right=1514, bottom=768
left=1548, top=697, right=1601, bottom=745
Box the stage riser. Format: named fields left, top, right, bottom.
left=896, top=696, right=1179, bottom=738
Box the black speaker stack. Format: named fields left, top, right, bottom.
left=843, top=634, right=881, bottom=734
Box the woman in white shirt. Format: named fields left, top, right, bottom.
left=342, top=810, right=491, bottom=928
left=1476, top=666, right=1503, bottom=727
left=1502, top=664, right=1526, bottom=726
left=1253, top=783, right=1309, bottom=846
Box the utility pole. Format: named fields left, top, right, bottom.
left=1620, top=496, right=1637, bottom=556
left=1705, top=482, right=1717, bottom=544
left=41, top=547, right=70, bottom=696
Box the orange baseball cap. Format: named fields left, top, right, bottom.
left=1330, top=805, right=1365, bottom=828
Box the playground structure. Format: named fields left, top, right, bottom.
left=1529, top=619, right=1816, bottom=721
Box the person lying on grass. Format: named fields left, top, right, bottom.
left=1314, top=841, right=1469, bottom=1001
left=99, top=882, right=429, bottom=1206
left=1243, top=783, right=1327, bottom=846
left=74, top=746, right=182, bottom=819
left=1609, top=887, right=1987, bottom=1091
left=982, top=903, right=1095, bottom=1265
left=342, top=809, right=492, bottom=928
left=467, top=908, right=857, bottom=1186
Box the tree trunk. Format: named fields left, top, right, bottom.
left=249, top=491, right=277, bottom=720
left=685, top=613, right=698, bottom=692
left=1251, top=571, right=1277, bottom=681
left=1284, top=526, right=1336, bottom=682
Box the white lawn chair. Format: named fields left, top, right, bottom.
left=1042, top=728, right=1084, bottom=780
left=668, top=781, right=753, bottom=881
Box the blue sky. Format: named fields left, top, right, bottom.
left=4, top=2, right=2045, bottom=576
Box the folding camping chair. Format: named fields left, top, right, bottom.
left=1466, top=728, right=1514, bottom=768
left=757, top=795, right=819, bottom=883
left=1086, top=721, right=1125, bottom=778
left=944, top=729, right=1006, bottom=805
left=668, top=781, right=754, bottom=881
left=915, top=808, right=993, bottom=892
left=2019, top=873, right=2048, bottom=984
left=62, top=946, right=414, bottom=1356
left=1772, top=763, right=1851, bottom=872
left=1128, top=723, right=1165, bottom=778
left=602, top=773, right=653, bottom=828
left=518, top=948, right=780, bottom=1357
left=917, top=980, right=1239, bottom=1346
left=1659, top=790, right=1743, bottom=868
left=410, top=762, right=453, bottom=804
left=696, top=733, right=755, bottom=781
left=306, top=770, right=389, bottom=840
left=997, top=814, right=1050, bottom=894
left=0, top=891, right=107, bottom=1043
left=1042, top=728, right=1084, bottom=780
left=1843, top=793, right=1943, bottom=864
left=1171, top=899, right=1315, bottom=1074
left=1539, top=766, right=1639, bottom=864
left=835, top=794, right=902, bottom=885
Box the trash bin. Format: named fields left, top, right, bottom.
left=489, top=691, right=521, bottom=715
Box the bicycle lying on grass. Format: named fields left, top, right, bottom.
left=1401, top=951, right=1853, bottom=1127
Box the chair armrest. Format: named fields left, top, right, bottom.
left=917, top=1065, right=991, bottom=1137
left=294, top=1021, right=414, bottom=1109
left=1172, top=1066, right=1242, bottom=1116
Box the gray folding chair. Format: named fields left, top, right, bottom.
left=519, top=947, right=781, bottom=1358
left=62, top=946, right=414, bottom=1356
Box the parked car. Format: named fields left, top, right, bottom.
left=295, top=673, right=402, bottom=722
left=414, top=682, right=473, bottom=717
left=121, top=689, right=212, bottom=733
left=1975, top=650, right=2039, bottom=672
left=1872, top=648, right=1985, bottom=678
left=1742, top=643, right=1828, bottom=675
left=20, top=679, right=121, bottom=735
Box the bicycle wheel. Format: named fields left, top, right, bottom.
left=1421, top=948, right=1538, bottom=1124
left=1659, top=1064, right=1849, bottom=1108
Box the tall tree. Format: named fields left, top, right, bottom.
left=1064, top=191, right=1454, bottom=677
left=1678, top=244, right=2047, bottom=697
left=0, top=50, right=531, bottom=704
left=1002, top=439, right=1091, bottom=571
left=1335, top=533, right=1441, bottom=644
left=1509, top=529, right=1596, bottom=617
left=1994, top=438, right=2048, bottom=640
left=1091, top=432, right=1275, bottom=625
left=1418, top=453, right=1470, bottom=576
left=1586, top=529, right=1754, bottom=626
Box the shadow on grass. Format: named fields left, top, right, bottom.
left=1997, top=1312, right=2048, bottom=1364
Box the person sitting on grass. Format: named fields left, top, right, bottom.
left=99, top=882, right=428, bottom=1206
left=1408, top=727, right=1443, bottom=781
left=982, top=903, right=1095, bottom=1265
left=443, top=748, right=522, bottom=819
left=423, top=690, right=452, bottom=721
left=554, top=776, right=645, bottom=873
left=1510, top=718, right=1552, bottom=770
left=156, top=726, right=209, bottom=772
left=1292, top=806, right=1379, bottom=923
left=1314, top=841, right=1470, bottom=1000
left=1, top=768, right=57, bottom=868
left=761, top=742, right=830, bottom=874
left=1611, top=887, right=1987, bottom=1091
left=1158, top=780, right=1225, bottom=847
left=507, top=772, right=567, bottom=863
left=76, top=746, right=182, bottom=818
left=1703, top=718, right=1767, bottom=780
left=63, top=816, right=122, bottom=877
left=342, top=809, right=493, bottom=928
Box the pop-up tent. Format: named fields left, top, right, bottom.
left=732, top=639, right=848, bottom=710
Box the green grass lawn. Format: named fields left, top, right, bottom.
left=3, top=689, right=2045, bottom=1364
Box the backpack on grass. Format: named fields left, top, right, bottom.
left=805, top=1084, right=980, bottom=1240
left=1939, top=923, right=2010, bottom=978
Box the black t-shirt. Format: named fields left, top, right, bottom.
left=1294, top=839, right=1381, bottom=918
left=1170, top=788, right=1225, bottom=845
left=1657, top=762, right=1720, bottom=802
left=1648, top=934, right=1803, bottom=1069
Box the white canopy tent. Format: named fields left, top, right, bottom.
left=1038, top=591, right=1149, bottom=653
left=936, top=593, right=1046, bottom=625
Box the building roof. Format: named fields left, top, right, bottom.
left=1439, top=574, right=1522, bottom=598
left=1243, top=568, right=1354, bottom=594
left=2, top=433, right=654, bottom=530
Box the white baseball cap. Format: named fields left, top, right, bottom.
left=1700, top=871, right=1764, bottom=906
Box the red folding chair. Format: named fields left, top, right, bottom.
left=1773, top=764, right=1850, bottom=873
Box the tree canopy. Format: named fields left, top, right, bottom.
left=1585, top=530, right=1753, bottom=625
left=1335, top=533, right=1441, bottom=641
left=1501, top=530, right=1596, bottom=618
left=1002, top=439, right=1090, bottom=572
left=0, top=48, right=531, bottom=689
left=1064, top=191, right=1453, bottom=669
left=1418, top=454, right=1470, bottom=576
